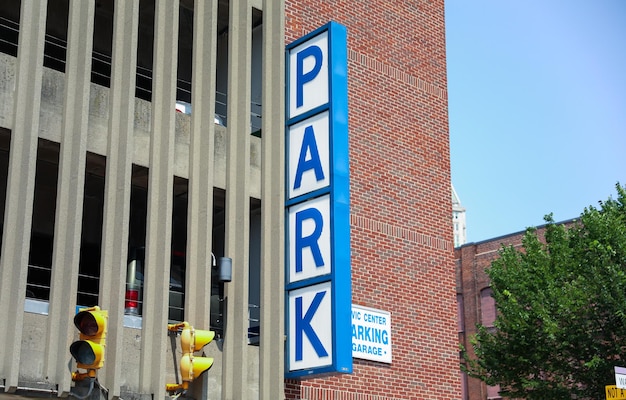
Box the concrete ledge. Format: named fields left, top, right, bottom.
left=0, top=53, right=261, bottom=198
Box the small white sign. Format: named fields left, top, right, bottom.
left=616, top=366, right=626, bottom=389
left=351, top=305, right=392, bottom=364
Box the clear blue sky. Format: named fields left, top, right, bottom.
left=445, top=0, right=626, bottom=243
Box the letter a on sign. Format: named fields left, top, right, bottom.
left=288, top=112, right=330, bottom=199
left=293, top=125, right=325, bottom=191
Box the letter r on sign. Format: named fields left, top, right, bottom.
left=288, top=195, right=331, bottom=283
left=295, top=207, right=325, bottom=272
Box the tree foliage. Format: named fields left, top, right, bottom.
left=464, top=184, right=626, bottom=399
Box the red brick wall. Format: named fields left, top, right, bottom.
left=285, top=1, right=460, bottom=399
left=456, top=233, right=527, bottom=400
left=456, top=221, right=575, bottom=399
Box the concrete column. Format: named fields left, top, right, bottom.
left=139, top=0, right=179, bottom=399
left=186, top=0, right=218, bottom=333
left=44, top=0, right=95, bottom=394
left=186, top=2, right=219, bottom=398
left=222, top=0, right=252, bottom=398
left=98, top=0, right=140, bottom=398
left=137, top=0, right=179, bottom=399
left=259, top=0, right=286, bottom=398
left=0, top=0, right=48, bottom=392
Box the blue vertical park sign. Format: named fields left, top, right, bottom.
left=285, top=22, right=352, bottom=378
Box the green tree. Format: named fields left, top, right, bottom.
left=464, top=184, right=626, bottom=400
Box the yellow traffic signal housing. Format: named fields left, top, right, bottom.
left=166, top=322, right=215, bottom=392
left=179, top=354, right=214, bottom=383
left=180, top=324, right=215, bottom=352
left=70, top=306, right=108, bottom=379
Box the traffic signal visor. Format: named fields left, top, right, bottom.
left=166, top=322, right=215, bottom=392
left=180, top=325, right=216, bottom=352
left=70, top=306, right=108, bottom=372
left=180, top=354, right=214, bottom=383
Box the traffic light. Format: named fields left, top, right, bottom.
left=70, top=306, right=108, bottom=381
left=166, top=322, right=215, bottom=392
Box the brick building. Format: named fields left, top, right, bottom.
left=455, top=221, right=575, bottom=400
left=456, top=233, right=522, bottom=400
left=284, top=1, right=458, bottom=399
left=0, top=0, right=459, bottom=399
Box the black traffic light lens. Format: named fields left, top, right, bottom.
left=75, top=313, right=98, bottom=335
left=70, top=341, right=96, bottom=364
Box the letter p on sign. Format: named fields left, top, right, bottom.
left=289, top=31, right=329, bottom=118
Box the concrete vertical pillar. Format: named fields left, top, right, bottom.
left=98, top=0, right=140, bottom=397
left=186, top=3, right=220, bottom=398
left=222, top=0, right=252, bottom=398
left=137, top=0, right=179, bottom=399
left=186, top=0, right=218, bottom=333
left=259, top=0, right=286, bottom=398
left=44, top=0, right=95, bottom=394
left=0, top=0, right=48, bottom=392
